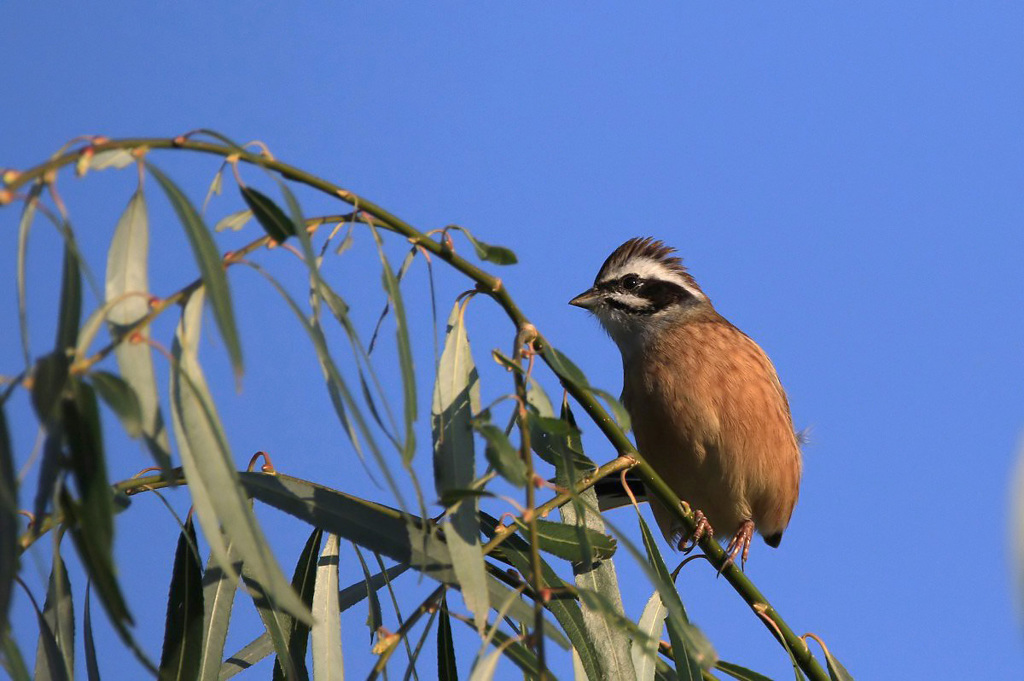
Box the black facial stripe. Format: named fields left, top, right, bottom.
left=639, top=279, right=694, bottom=311
left=597, top=277, right=695, bottom=315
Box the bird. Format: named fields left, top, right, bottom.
left=569, top=237, right=801, bottom=568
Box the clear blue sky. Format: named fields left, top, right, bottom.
left=3, top=3, right=1023, bottom=679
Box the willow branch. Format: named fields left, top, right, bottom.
left=3, top=136, right=827, bottom=681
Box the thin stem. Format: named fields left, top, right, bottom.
left=512, top=331, right=546, bottom=678
left=366, top=584, right=445, bottom=681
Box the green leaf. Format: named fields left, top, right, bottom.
left=352, top=545, right=382, bottom=639
left=311, top=534, right=344, bottom=681
left=64, top=380, right=115, bottom=566
left=474, top=422, right=528, bottom=487
left=454, top=618, right=539, bottom=679
left=515, top=518, right=616, bottom=564
left=715, top=660, right=776, bottom=681
left=478, top=512, right=597, bottom=678
left=147, top=162, right=243, bottom=380
left=431, top=300, right=488, bottom=632
left=591, top=387, right=631, bottom=432
left=437, top=596, right=458, bottom=681
left=0, top=403, right=17, bottom=634
left=432, top=300, right=481, bottom=497
left=35, top=546, right=74, bottom=680
left=28, top=585, right=70, bottom=681
left=222, top=560, right=408, bottom=679
left=201, top=166, right=224, bottom=214
left=169, top=289, right=310, bottom=626
left=55, top=233, right=83, bottom=353
left=451, top=226, right=518, bottom=265
left=246, top=261, right=403, bottom=506
left=159, top=517, right=205, bottom=681
left=241, top=186, right=295, bottom=243
left=89, top=371, right=143, bottom=439
left=63, top=487, right=155, bottom=673
left=530, top=412, right=593, bottom=471
left=239, top=472, right=568, bottom=649
left=31, top=351, right=70, bottom=427
left=633, top=591, right=668, bottom=681
left=197, top=532, right=240, bottom=681
left=105, top=188, right=172, bottom=471
left=16, top=184, right=42, bottom=370
left=541, top=345, right=590, bottom=391
left=83, top=584, right=101, bottom=681
left=812, top=640, right=855, bottom=681
left=88, top=149, right=134, bottom=171
left=555, top=437, right=634, bottom=680
left=272, top=529, right=322, bottom=681
left=241, top=564, right=297, bottom=681
left=372, top=230, right=417, bottom=465
left=637, top=513, right=715, bottom=678
left=214, top=209, right=252, bottom=232
left=0, top=628, right=30, bottom=681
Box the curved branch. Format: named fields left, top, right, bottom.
left=3, top=136, right=828, bottom=681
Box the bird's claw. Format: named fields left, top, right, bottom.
left=718, top=519, right=755, bottom=575
left=677, top=509, right=713, bottom=554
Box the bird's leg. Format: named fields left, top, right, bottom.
left=677, top=510, right=713, bottom=554
left=720, top=519, right=755, bottom=573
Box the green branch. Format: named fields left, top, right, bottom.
left=3, top=136, right=828, bottom=681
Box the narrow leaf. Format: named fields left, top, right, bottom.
left=0, top=628, right=30, bottom=681
left=16, top=184, right=42, bottom=369
left=89, top=371, right=143, bottom=439
left=239, top=473, right=568, bottom=648
left=88, top=149, right=134, bottom=171
left=437, top=597, right=457, bottom=681
left=64, top=380, right=116, bottom=568
left=159, top=517, right=205, bottom=681
left=28, top=587, right=70, bottom=681
left=0, top=404, right=17, bottom=633
left=633, top=592, right=668, bottom=681
left=637, top=514, right=715, bottom=677
left=272, top=529, right=322, bottom=681
left=515, top=518, right=616, bottom=564
left=241, top=186, right=295, bottom=243
left=715, top=660, right=775, bottom=681
left=478, top=512, right=599, bottom=678
left=474, top=422, right=527, bottom=487
left=431, top=301, right=488, bottom=631
left=451, top=226, right=518, bottom=265
left=35, top=547, right=74, bottom=680
left=214, top=209, right=253, bottom=233
left=197, top=533, right=241, bottom=681
left=105, top=188, right=172, bottom=470
left=221, top=561, right=406, bottom=678
left=372, top=230, right=416, bottom=464
left=169, top=289, right=309, bottom=625
left=55, top=233, right=83, bottom=353
left=311, top=534, right=344, bottom=681
left=147, top=162, right=243, bottom=379
left=352, top=546, right=382, bottom=640
left=556, top=444, right=634, bottom=681
left=83, top=584, right=101, bottom=681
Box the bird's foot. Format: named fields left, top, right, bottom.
left=719, top=519, right=755, bottom=575
left=677, top=509, right=713, bottom=554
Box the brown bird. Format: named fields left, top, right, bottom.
left=570, top=237, right=802, bottom=567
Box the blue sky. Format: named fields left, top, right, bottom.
left=3, top=3, right=1023, bottom=679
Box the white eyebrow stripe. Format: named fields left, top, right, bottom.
left=600, top=257, right=706, bottom=300
left=607, top=291, right=654, bottom=309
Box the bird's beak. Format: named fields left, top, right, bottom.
left=569, top=288, right=600, bottom=309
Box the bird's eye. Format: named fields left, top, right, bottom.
left=621, top=274, right=640, bottom=290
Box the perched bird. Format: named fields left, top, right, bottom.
left=570, top=237, right=801, bottom=567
